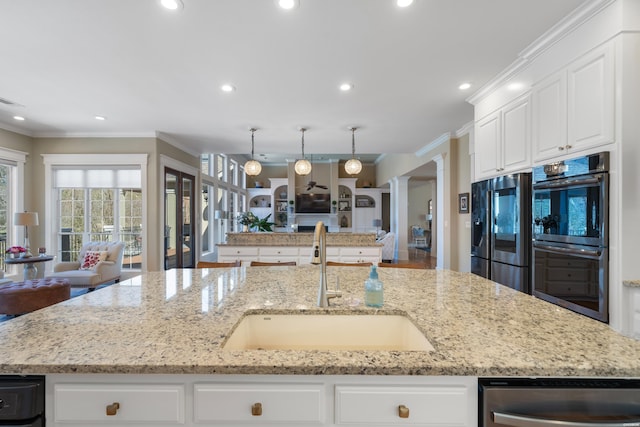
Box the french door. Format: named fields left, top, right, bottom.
left=164, top=168, right=195, bottom=269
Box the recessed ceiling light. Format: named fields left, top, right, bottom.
left=221, top=84, right=236, bottom=93
left=160, top=0, right=183, bottom=10
left=508, top=82, right=524, bottom=91
left=13, top=116, right=25, bottom=121
left=339, top=83, right=353, bottom=91
left=397, top=0, right=414, bottom=7
left=95, top=115, right=106, bottom=121
left=276, top=0, right=299, bottom=10
left=458, top=82, right=471, bottom=90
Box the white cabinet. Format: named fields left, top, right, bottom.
left=53, top=383, right=185, bottom=425
left=533, top=43, right=614, bottom=162
left=218, top=246, right=381, bottom=265
left=194, top=382, right=325, bottom=424
left=47, top=375, right=477, bottom=427
left=335, top=384, right=471, bottom=426
left=474, top=94, right=530, bottom=180
left=218, top=246, right=259, bottom=264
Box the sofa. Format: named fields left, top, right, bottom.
left=377, top=231, right=396, bottom=262
left=47, top=241, right=125, bottom=290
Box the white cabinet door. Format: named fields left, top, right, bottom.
left=474, top=111, right=501, bottom=179
left=258, top=246, right=299, bottom=263
left=502, top=95, right=531, bottom=172
left=335, top=385, right=471, bottom=426
left=532, top=72, right=567, bottom=162
left=194, top=383, right=325, bottom=424
left=567, top=43, right=614, bottom=152
left=218, top=246, right=259, bottom=264
left=53, top=383, right=185, bottom=424
left=533, top=43, right=614, bottom=162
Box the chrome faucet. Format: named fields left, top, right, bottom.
left=311, top=221, right=341, bottom=307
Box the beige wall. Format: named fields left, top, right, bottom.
left=246, top=164, right=288, bottom=188
left=0, top=134, right=199, bottom=272
left=451, top=135, right=471, bottom=272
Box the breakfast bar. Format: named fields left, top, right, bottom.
left=1, top=266, right=638, bottom=376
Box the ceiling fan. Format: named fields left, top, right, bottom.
left=305, top=180, right=328, bottom=191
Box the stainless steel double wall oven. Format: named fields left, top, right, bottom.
left=532, top=152, right=609, bottom=322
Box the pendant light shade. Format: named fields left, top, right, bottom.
left=344, top=127, right=363, bottom=175
left=244, top=128, right=262, bottom=176
left=294, top=128, right=312, bottom=176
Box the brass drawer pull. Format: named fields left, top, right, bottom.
left=106, top=402, right=120, bottom=416
left=251, top=402, right=262, bottom=416
left=398, top=404, right=409, bottom=418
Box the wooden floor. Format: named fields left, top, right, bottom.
left=387, top=247, right=436, bottom=269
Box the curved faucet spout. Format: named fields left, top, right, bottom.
left=311, top=221, right=340, bottom=307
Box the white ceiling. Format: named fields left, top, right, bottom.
left=0, top=0, right=586, bottom=160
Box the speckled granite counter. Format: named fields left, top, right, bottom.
left=1, top=266, right=639, bottom=376
left=624, top=279, right=640, bottom=287
left=222, top=232, right=379, bottom=246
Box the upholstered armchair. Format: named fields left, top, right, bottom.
left=47, top=241, right=125, bottom=290
left=378, top=232, right=396, bottom=262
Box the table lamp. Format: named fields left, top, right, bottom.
left=373, top=219, right=382, bottom=234
left=14, top=212, right=39, bottom=258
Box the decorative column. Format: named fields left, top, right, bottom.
left=390, top=176, right=410, bottom=261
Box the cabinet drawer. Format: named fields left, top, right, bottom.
left=259, top=247, right=299, bottom=257
left=194, top=383, right=325, bottom=424
left=335, top=385, right=469, bottom=426
left=340, top=247, right=379, bottom=257
left=53, top=383, right=185, bottom=423
left=219, top=247, right=259, bottom=256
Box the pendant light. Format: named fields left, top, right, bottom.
left=294, top=128, right=312, bottom=176
left=244, top=128, right=262, bottom=176
left=344, top=127, right=363, bottom=175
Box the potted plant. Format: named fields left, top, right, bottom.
left=237, top=212, right=257, bottom=232
left=332, top=200, right=337, bottom=213
left=5, top=246, right=26, bottom=258
left=288, top=200, right=295, bottom=214
left=252, top=214, right=275, bottom=232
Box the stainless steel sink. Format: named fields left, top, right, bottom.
left=223, top=313, right=434, bottom=351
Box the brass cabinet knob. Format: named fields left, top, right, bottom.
left=558, top=146, right=565, bottom=150
left=106, top=402, right=120, bottom=416
left=251, top=402, right=262, bottom=416
left=398, top=404, right=410, bottom=418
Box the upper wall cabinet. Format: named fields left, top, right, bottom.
left=475, top=94, right=531, bottom=180
left=533, top=43, right=614, bottom=162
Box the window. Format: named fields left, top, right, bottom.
left=44, top=154, right=147, bottom=271
left=0, top=148, right=27, bottom=274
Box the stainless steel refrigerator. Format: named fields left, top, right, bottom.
left=471, top=173, right=532, bottom=294
left=471, top=179, right=492, bottom=279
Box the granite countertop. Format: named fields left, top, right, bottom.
left=624, top=279, right=640, bottom=287
left=220, top=232, right=381, bottom=246
left=1, top=266, right=639, bottom=377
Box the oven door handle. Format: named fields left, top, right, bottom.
left=533, top=242, right=602, bottom=259
left=493, top=411, right=640, bottom=427
left=533, top=175, right=602, bottom=190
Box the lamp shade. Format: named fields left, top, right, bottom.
left=372, top=219, right=382, bottom=228
left=14, top=212, right=39, bottom=226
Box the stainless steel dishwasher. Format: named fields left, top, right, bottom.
left=0, top=375, right=45, bottom=426
left=479, top=378, right=640, bottom=427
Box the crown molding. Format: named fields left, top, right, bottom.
left=455, top=121, right=473, bottom=138
left=415, top=132, right=450, bottom=157
left=0, top=122, right=34, bottom=137
left=155, top=131, right=201, bottom=158
left=467, top=0, right=615, bottom=105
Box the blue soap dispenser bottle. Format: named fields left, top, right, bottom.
left=364, top=265, right=383, bottom=307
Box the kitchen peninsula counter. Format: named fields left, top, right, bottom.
left=1, top=266, right=639, bottom=377
left=221, top=231, right=381, bottom=246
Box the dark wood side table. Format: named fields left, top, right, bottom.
left=4, top=255, right=54, bottom=281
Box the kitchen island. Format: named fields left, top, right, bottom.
left=2, top=266, right=640, bottom=426
left=218, top=232, right=382, bottom=264
left=1, top=266, right=638, bottom=376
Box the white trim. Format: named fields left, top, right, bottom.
left=0, top=123, right=34, bottom=137
left=415, top=133, right=450, bottom=157
left=42, top=153, right=149, bottom=271
left=466, top=0, right=615, bottom=105
left=432, top=153, right=445, bottom=270
left=33, top=131, right=156, bottom=139
left=159, top=155, right=200, bottom=268
left=0, top=148, right=27, bottom=262
left=156, top=132, right=202, bottom=158
left=455, top=121, right=473, bottom=139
